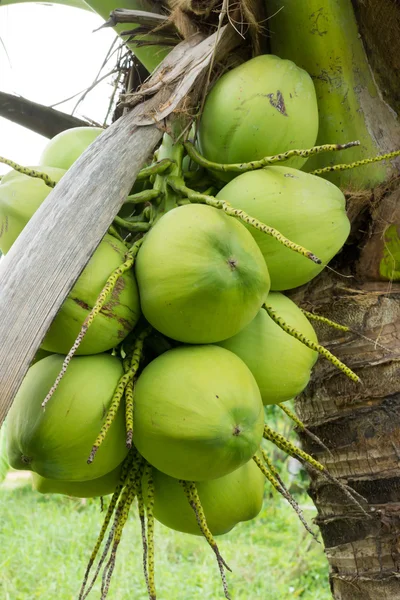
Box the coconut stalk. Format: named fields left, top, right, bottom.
left=264, top=0, right=400, bottom=188
left=0, top=23, right=240, bottom=427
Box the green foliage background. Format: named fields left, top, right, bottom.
left=0, top=407, right=331, bottom=600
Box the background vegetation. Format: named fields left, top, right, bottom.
left=0, top=408, right=331, bottom=600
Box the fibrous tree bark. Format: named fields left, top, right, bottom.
left=292, top=231, right=400, bottom=598
left=285, top=1, right=400, bottom=595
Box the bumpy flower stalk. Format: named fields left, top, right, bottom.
left=145, top=464, right=157, bottom=600
left=125, top=379, right=135, bottom=449
left=169, top=177, right=321, bottom=265
left=263, top=425, right=369, bottom=517
left=310, top=150, right=400, bottom=177
left=277, top=403, right=331, bottom=455
left=81, top=455, right=144, bottom=600
left=263, top=304, right=360, bottom=383
left=79, top=453, right=134, bottom=599
left=253, top=452, right=318, bottom=541
left=100, top=476, right=140, bottom=599
left=42, top=237, right=144, bottom=409
left=179, top=480, right=232, bottom=600
left=138, top=466, right=150, bottom=596
left=88, top=326, right=151, bottom=463
left=183, top=140, right=359, bottom=174
left=301, top=310, right=350, bottom=332
left=0, top=157, right=57, bottom=187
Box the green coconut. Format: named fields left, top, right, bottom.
left=198, top=54, right=319, bottom=180
left=135, top=203, right=270, bottom=344
left=7, top=354, right=128, bottom=481
left=218, top=293, right=318, bottom=405
left=32, top=463, right=122, bottom=498
left=132, top=345, right=264, bottom=481
left=39, top=126, right=103, bottom=171
left=0, top=166, right=66, bottom=253
left=217, top=166, right=350, bottom=290
left=146, top=457, right=265, bottom=536
left=40, top=233, right=140, bottom=355
left=0, top=165, right=140, bottom=353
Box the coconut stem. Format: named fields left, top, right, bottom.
left=179, top=480, right=232, bottom=600
left=263, top=304, right=360, bottom=383
left=107, top=224, right=128, bottom=245
left=113, top=216, right=151, bottom=232
left=82, top=455, right=144, bottom=600
left=183, top=140, right=359, bottom=174
left=253, top=452, right=318, bottom=541
left=0, top=157, right=57, bottom=188
left=277, top=403, right=332, bottom=456
left=42, top=237, right=145, bottom=409
left=136, top=159, right=175, bottom=181
left=301, top=310, right=350, bottom=332
left=310, top=149, right=400, bottom=177
left=144, top=464, right=157, bottom=600
left=79, top=453, right=134, bottom=599
left=88, top=326, right=151, bottom=463
left=153, top=135, right=185, bottom=220
left=123, top=189, right=162, bottom=205
left=137, top=484, right=149, bottom=594
left=263, top=425, right=369, bottom=517
left=125, top=379, right=135, bottom=449
left=100, top=473, right=141, bottom=599
left=169, top=177, right=321, bottom=265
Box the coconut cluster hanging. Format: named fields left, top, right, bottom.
left=3, top=51, right=398, bottom=599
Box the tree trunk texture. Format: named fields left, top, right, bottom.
left=283, top=2, right=400, bottom=597
left=291, top=182, right=400, bottom=599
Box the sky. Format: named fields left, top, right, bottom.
left=0, top=3, right=119, bottom=175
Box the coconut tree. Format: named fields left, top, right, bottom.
left=0, top=1, right=399, bottom=599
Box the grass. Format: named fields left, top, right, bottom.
left=0, top=475, right=331, bottom=600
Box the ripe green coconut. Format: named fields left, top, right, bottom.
left=39, top=126, right=103, bottom=171
left=7, top=354, right=128, bottom=481
left=32, top=463, right=122, bottom=498
left=0, top=166, right=66, bottom=253
left=40, top=233, right=140, bottom=355
left=217, top=166, right=350, bottom=290
left=135, top=203, right=270, bottom=344
left=146, top=457, right=265, bottom=536
left=218, top=293, right=318, bottom=404
left=198, top=54, right=319, bottom=180
left=132, top=345, right=264, bottom=481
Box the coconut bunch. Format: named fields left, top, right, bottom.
left=3, top=53, right=379, bottom=600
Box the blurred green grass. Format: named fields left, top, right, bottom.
left=0, top=476, right=331, bottom=600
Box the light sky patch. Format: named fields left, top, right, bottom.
left=0, top=3, right=118, bottom=174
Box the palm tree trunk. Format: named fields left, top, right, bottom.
left=261, top=0, right=400, bottom=595
left=291, top=181, right=400, bottom=598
